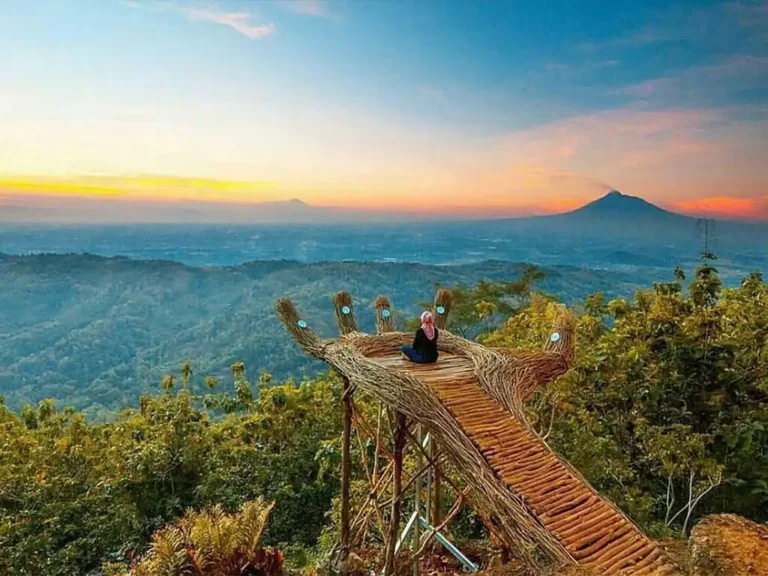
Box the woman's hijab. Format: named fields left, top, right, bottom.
left=421, top=311, right=436, bottom=341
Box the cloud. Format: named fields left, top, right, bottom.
left=187, top=9, right=275, bottom=39
left=118, top=0, right=174, bottom=12
left=541, top=59, right=620, bottom=80
left=276, top=0, right=336, bottom=20
left=472, top=106, right=768, bottom=214
left=580, top=2, right=768, bottom=54
left=288, top=0, right=331, bottom=18
left=615, top=139, right=723, bottom=169
left=576, top=25, right=678, bottom=52
left=118, top=1, right=276, bottom=39
left=543, top=62, right=571, bottom=72
left=594, top=59, right=620, bottom=69
left=417, top=85, right=447, bottom=103
left=618, top=77, right=679, bottom=98
left=674, top=195, right=768, bottom=219
left=497, top=108, right=722, bottom=159
left=616, top=54, right=768, bottom=102
left=727, top=1, right=768, bottom=37
left=703, top=54, right=768, bottom=78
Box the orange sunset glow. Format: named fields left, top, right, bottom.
left=2, top=170, right=766, bottom=220
left=674, top=196, right=768, bottom=220
left=0, top=176, right=277, bottom=203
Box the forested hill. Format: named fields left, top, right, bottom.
left=0, top=253, right=645, bottom=415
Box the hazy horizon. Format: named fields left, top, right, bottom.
left=0, top=187, right=707, bottom=225
left=4, top=188, right=768, bottom=225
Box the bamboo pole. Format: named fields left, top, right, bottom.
left=333, top=291, right=357, bottom=574
left=340, top=379, right=352, bottom=574
left=433, top=289, right=453, bottom=331
left=384, top=413, right=407, bottom=576
left=376, top=294, right=403, bottom=575
left=426, top=436, right=432, bottom=528
left=353, top=407, right=387, bottom=537
left=432, top=437, right=442, bottom=527
left=413, top=425, right=422, bottom=576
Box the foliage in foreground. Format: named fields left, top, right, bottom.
left=484, top=256, right=768, bottom=534
left=0, top=372, right=342, bottom=576
left=107, top=499, right=282, bottom=576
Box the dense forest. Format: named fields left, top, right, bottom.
left=0, top=254, right=646, bottom=416
left=0, top=255, right=766, bottom=575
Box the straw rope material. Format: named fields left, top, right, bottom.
left=275, top=294, right=681, bottom=576
left=432, top=289, right=453, bottom=331
left=373, top=295, right=396, bottom=334
left=333, top=291, right=358, bottom=336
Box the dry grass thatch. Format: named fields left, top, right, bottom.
left=277, top=298, right=569, bottom=571
left=333, top=291, right=358, bottom=335
left=433, top=289, right=453, bottom=331
left=373, top=295, right=396, bottom=334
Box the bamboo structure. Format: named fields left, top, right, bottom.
left=340, top=376, right=352, bottom=574
left=277, top=291, right=682, bottom=576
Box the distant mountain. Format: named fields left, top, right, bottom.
left=0, top=195, right=426, bottom=224
left=0, top=204, right=57, bottom=221
left=491, top=189, right=707, bottom=244
left=545, top=190, right=768, bottom=247
left=563, top=190, right=688, bottom=221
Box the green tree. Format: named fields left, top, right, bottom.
left=0, top=367, right=345, bottom=576
left=412, top=266, right=546, bottom=338
left=484, top=261, right=768, bottom=535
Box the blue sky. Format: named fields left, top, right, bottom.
left=0, top=0, right=767, bottom=219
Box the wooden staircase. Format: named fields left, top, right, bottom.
left=374, top=353, right=679, bottom=576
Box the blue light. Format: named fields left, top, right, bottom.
left=381, top=309, right=391, bottom=318
left=550, top=332, right=561, bottom=342
left=341, top=305, right=351, bottom=315
left=436, top=305, right=446, bottom=315
left=297, top=320, right=308, bottom=329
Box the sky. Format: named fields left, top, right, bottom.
left=0, top=0, right=767, bottom=221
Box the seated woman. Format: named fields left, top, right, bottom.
left=400, top=311, right=439, bottom=364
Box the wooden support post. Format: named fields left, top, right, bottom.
left=333, top=291, right=358, bottom=335
left=373, top=295, right=395, bottom=333
left=433, top=289, right=452, bottom=331
left=413, top=425, right=422, bottom=576
left=384, top=412, right=407, bottom=576
left=376, top=293, right=401, bottom=575
left=431, top=438, right=442, bottom=528
left=333, top=291, right=357, bottom=574
left=340, top=378, right=352, bottom=575
left=425, top=436, right=432, bottom=528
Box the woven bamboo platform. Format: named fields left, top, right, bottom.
left=276, top=291, right=682, bottom=575
left=374, top=353, right=678, bottom=575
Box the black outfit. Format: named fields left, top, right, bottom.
left=401, top=328, right=439, bottom=364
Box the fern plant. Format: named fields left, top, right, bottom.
left=122, top=498, right=282, bottom=576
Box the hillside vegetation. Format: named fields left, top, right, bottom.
left=0, top=254, right=642, bottom=415
left=0, top=255, right=766, bottom=575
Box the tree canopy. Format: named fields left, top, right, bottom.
left=483, top=257, right=768, bottom=534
